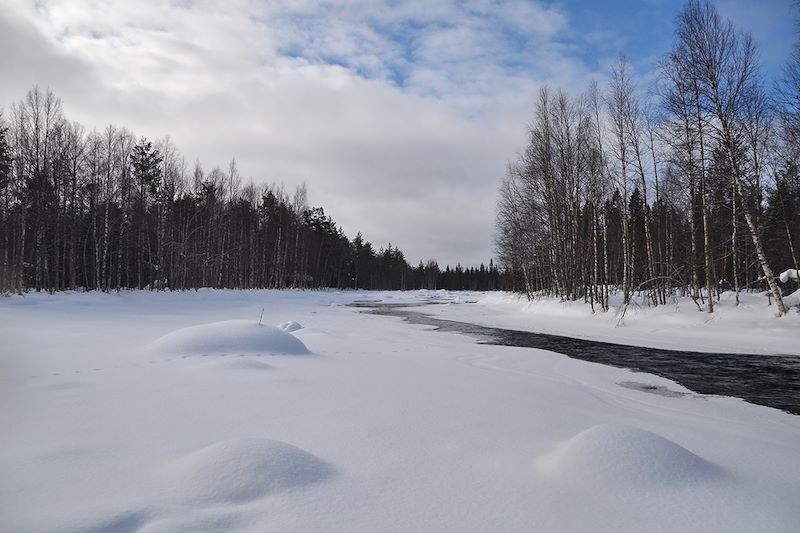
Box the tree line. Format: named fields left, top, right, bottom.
left=0, top=89, right=507, bottom=293
left=495, top=0, right=800, bottom=315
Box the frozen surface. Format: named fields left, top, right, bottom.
left=148, top=319, right=309, bottom=356
left=1, top=289, right=799, bottom=532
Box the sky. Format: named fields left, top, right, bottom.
left=0, top=0, right=794, bottom=266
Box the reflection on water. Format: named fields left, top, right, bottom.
left=352, top=301, right=800, bottom=415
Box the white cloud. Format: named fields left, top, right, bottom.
left=0, top=0, right=597, bottom=266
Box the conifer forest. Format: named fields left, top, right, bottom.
left=0, top=94, right=503, bottom=293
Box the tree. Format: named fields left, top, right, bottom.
left=494, top=0, right=798, bottom=316
left=130, top=137, right=162, bottom=287
left=0, top=112, right=13, bottom=289
left=674, top=0, right=786, bottom=315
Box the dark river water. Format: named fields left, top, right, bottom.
left=351, top=301, right=800, bottom=416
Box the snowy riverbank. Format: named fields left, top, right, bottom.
left=424, top=289, right=800, bottom=356
left=1, top=289, right=798, bottom=532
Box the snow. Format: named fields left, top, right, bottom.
left=148, top=319, right=309, bottom=356
left=421, top=290, right=800, bottom=355
left=780, top=268, right=799, bottom=283
left=277, top=320, right=304, bottom=332
left=785, top=288, right=800, bottom=309
left=161, top=438, right=335, bottom=503
left=1, top=289, right=799, bottom=532
left=535, top=424, right=722, bottom=488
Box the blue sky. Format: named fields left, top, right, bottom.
left=0, top=0, right=795, bottom=266
left=561, top=0, right=793, bottom=83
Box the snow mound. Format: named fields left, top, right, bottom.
left=277, top=320, right=304, bottom=333
left=779, top=268, right=799, bottom=283
left=784, top=288, right=800, bottom=308
left=536, top=424, right=720, bottom=488
left=148, top=320, right=309, bottom=356
left=162, top=438, right=334, bottom=503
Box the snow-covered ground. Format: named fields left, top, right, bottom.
left=1, top=289, right=799, bottom=532
left=425, top=289, right=800, bottom=355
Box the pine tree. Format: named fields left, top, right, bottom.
left=130, top=138, right=162, bottom=287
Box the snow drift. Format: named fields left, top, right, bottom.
left=148, top=320, right=309, bottom=356
left=161, top=438, right=334, bottom=503
left=779, top=269, right=799, bottom=283
left=3, top=289, right=799, bottom=532
left=277, top=320, right=304, bottom=333
left=536, top=424, right=721, bottom=488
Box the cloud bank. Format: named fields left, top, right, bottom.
left=0, top=0, right=792, bottom=265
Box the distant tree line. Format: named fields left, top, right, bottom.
left=409, top=259, right=507, bottom=291
left=496, top=0, right=800, bottom=315
left=0, top=89, right=508, bottom=293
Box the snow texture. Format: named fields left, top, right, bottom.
left=1, top=289, right=799, bottom=532
left=161, top=438, right=334, bottom=502
left=536, top=424, right=722, bottom=488
left=779, top=268, right=799, bottom=283
left=277, top=320, right=304, bottom=332
left=423, top=289, right=800, bottom=354
left=148, top=319, right=309, bottom=356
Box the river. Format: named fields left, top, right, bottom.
left=351, top=301, right=800, bottom=415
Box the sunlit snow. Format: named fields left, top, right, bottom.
left=1, top=289, right=798, bottom=532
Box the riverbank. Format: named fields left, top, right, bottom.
left=422, top=289, right=800, bottom=356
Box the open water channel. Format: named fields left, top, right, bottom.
left=351, top=301, right=800, bottom=415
